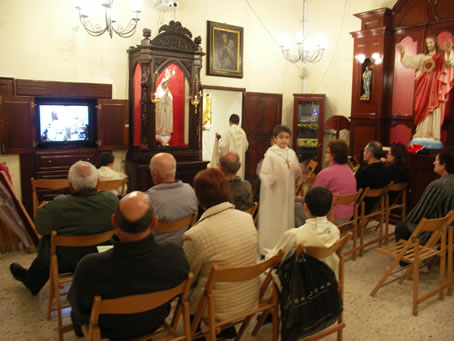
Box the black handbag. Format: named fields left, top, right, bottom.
left=276, top=249, right=343, bottom=341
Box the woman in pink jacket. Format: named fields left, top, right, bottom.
left=312, top=139, right=357, bottom=224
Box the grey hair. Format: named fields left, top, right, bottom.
left=366, top=141, right=383, bottom=160
left=149, top=154, right=176, bottom=179
left=68, top=161, right=98, bottom=192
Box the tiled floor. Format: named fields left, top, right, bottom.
left=1, top=233, right=454, bottom=340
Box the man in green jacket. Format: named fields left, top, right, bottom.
left=10, top=161, right=118, bottom=295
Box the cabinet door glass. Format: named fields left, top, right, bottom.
left=296, top=101, right=320, bottom=161
left=154, top=64, right=189, bottom=147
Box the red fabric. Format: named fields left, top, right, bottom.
left=0, top=163, right=12, bottom=183
left=413, top=53, right=454, bottom=126
left=133, top=65, right=142, bottom=147
left=155, top=65, right=185, bottom=146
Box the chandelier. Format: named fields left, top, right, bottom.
left=280, top=0, right=326, bottom=63
left=75, top=0, right=142, bottom=38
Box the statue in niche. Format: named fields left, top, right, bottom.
left=155, top=69, right=174, bottom=146
left=397, top=35, right=454, bottom=144
left=360, top=58, right=374, bottom=101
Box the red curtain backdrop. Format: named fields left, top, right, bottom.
left=133, top=65, right=142, bottom=147
left=156, top=64, right=185, bottom=146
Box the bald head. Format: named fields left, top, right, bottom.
left=149, top=153, right=176, bottom=184
left=219, top=151, right=240, bottom=176
left=114, top=191, right=155, bottom=235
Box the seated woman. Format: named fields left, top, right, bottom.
left=296, top=139, right=356, bottom=226
left=183, top=168, right=259, bottom=337
left=383, top=142, right=410, bottom=184
left=97, top=152, right=127, bottom=197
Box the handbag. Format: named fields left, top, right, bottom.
left=276, top=249, right=343, bottom=341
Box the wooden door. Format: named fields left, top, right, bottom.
left=243, top=92, right=282, bottom=182
left=97, top=99, right=129, bottom=150
left=1, top=96, right=35, bottom=154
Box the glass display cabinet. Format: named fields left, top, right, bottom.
left=292, top=94, right=325, bottom=167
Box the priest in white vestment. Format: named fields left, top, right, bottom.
left=258, top=125, right=301, bottom=256
left=216, top=114, right=249, bottom=179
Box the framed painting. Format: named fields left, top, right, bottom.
left=207, top=21, right=243, bottom=78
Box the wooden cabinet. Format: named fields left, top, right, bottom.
left=292, top=94, right=325, bottom=167
left=0, top=79, right=129, bottom=216
left=127, top=22, right=208, bottom=190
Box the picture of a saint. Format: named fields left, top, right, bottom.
left=360, top=58, right=374, bottom=101
left=214, top=30, right=238, bottom=71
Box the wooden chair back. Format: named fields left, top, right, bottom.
left=385, top=182, right=408, bottom=238
left=97, top=177, right=127, bottom=195
left=305, top=160, right=318, bottom=177
left=242, top=201, right=258, bottom=216
left=370, top=211, right=454, bottom=315
left=31, top=177, right=70, bottom=218
left=191, top=251, right=285, bottom=341
left=296, top=175, right=317, bottom=197
left=154, top=211, right=198, bottom=234
left=329, top=189, right=362, bottom=223
left=49, top=229, right=115, bottom=341
left=82, top=273, right=194, bottom=341
left=294, top=232, right=352, bottom=340
left=355, top=182, right=393, bottom=257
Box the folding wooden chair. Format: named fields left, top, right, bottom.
left=370, top=211, right=454, bottom=316
left=296, top=175, right=316, bottom=197
left=191, top=251, right=284, bottom=341
left=81, top=273, right=194, bottom=341
left=242, top=201, right=258, bottom=216
left=296, top=232, right=352, bottom=341
left=48, top=229, right=115, bottom=341
left=329, top=190, right=362, bottom=260
left=385, top=182, right=408, bottom=243
left=154, top=211, right=198, bottom=234
left=31, top=177, right=70, bottom=218
left=305, top=160, right=318, bottom=177
left=447, top=223, right=454, bottom=296
left=97, top=177, right=127, bottom=195
left=355, top=182, right=393, bottom=257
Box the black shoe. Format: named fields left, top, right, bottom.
left=10, top=263, right=26, bottom=282
left=217, top=326, right=237, bottom=340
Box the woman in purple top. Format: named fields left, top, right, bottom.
left=312, top=139, right=357, bottom=224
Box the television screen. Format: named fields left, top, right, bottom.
left=39, top=104, right=90, bottom=142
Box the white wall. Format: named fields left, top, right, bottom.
left=0, top=0, right=398, bottom=200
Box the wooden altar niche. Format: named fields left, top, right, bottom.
left=349, top=0, right=454, bottom=210
left=126, top=22, right=208, bottom=191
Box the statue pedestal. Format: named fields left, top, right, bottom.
left=409, top=138, right=444, bottom=150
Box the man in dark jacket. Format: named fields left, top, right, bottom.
left=68, top=191, right=189, bottom=339
left=355, top=141, right=390, bottom=214
left=10, top=161, right=118, bottom=295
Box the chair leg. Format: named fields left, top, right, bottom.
left=251, top=312, right=267, bottom=336
left=412, top=257, right=419, bottom=316
left=47, top=272, right=54, bottom=320
left=448, top=228, right=453, bottom=296
left=370, top=258, right=401, bottom=297
left=352, top=221, right=357, bottom=261
left=440, top=253, right=446, bottom=301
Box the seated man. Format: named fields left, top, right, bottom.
left=184, top=168, right=258, bottom=338
left=10, top=161, right=118, bottom=295
left=68, top=191, right=189, bottom=339
left=268, top=186, right=340, bottom=273
left=396, top=147, right=454, bottom=244
left=355, top=141, right=390, bottom=214
left=219, top=151, right=253, bottom=211
left=97, top=152, right=127, bottom=197
left=146, top=153, right=198, bottom=246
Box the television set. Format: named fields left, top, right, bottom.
left=36, top=98, right=96, bottom=148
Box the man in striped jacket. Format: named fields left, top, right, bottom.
left=395, top=146, right=454, bottom=243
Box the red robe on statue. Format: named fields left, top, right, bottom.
left=413, top=53, right=454, bottom=126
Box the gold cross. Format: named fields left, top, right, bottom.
left=285, top=159, right=290, bottom=168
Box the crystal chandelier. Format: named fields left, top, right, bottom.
left=280, top=0, right=326, bottom=63
left=75, top=0, right=142, bottom=38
